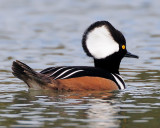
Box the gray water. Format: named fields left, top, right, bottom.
left=0, top=0, right=160, bottom=128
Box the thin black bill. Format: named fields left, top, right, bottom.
left=125, top=51, right=139, bottom=59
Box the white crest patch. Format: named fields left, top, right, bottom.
left=86, top=26, right=119, bottom=59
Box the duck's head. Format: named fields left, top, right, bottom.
left=82, top=21, right=138, bottom=73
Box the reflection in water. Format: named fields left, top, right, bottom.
left=87, top=99, right=120, bottom=128
left=0, top=90, right=121, bottom=128
left=1, top=90, right=158, bottom=128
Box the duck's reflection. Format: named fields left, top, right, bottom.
left=87, top=99, right=119, bottom=127
left=1, top=90, right=121, bottom=127
left=27, top=90, right=120, bottom=128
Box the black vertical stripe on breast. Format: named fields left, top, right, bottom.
left=112, top=73, right=125, bottom=89
left=114, top=74, right=125, bottom=88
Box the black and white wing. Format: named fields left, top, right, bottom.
left=40, top=66, right=85, bottom=80
left=40, top=66, right=113, bottom=80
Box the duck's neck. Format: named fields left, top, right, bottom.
left=94, top=58, right=121, bottom=74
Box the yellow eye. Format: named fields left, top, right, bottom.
left=122, top=45, right=125, bottom=49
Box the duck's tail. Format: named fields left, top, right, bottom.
left=12, top=60, right=51, bottom=89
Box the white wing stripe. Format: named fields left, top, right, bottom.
left=60, top=70, right=83, bottom=79
left=49, top=67, right=66, bottom=77
left=41, top=67, right=56, bottom=73
left=54, top=68, right=73, bottom=79
left=112, top=74, right=125, bottom=90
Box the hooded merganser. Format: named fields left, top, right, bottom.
left=12, top=21, right=138, bottom=91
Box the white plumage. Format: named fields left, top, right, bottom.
left=86, top=25, right=119, bottom=59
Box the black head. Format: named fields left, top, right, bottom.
left=82, top=21, right=138, bottom=73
